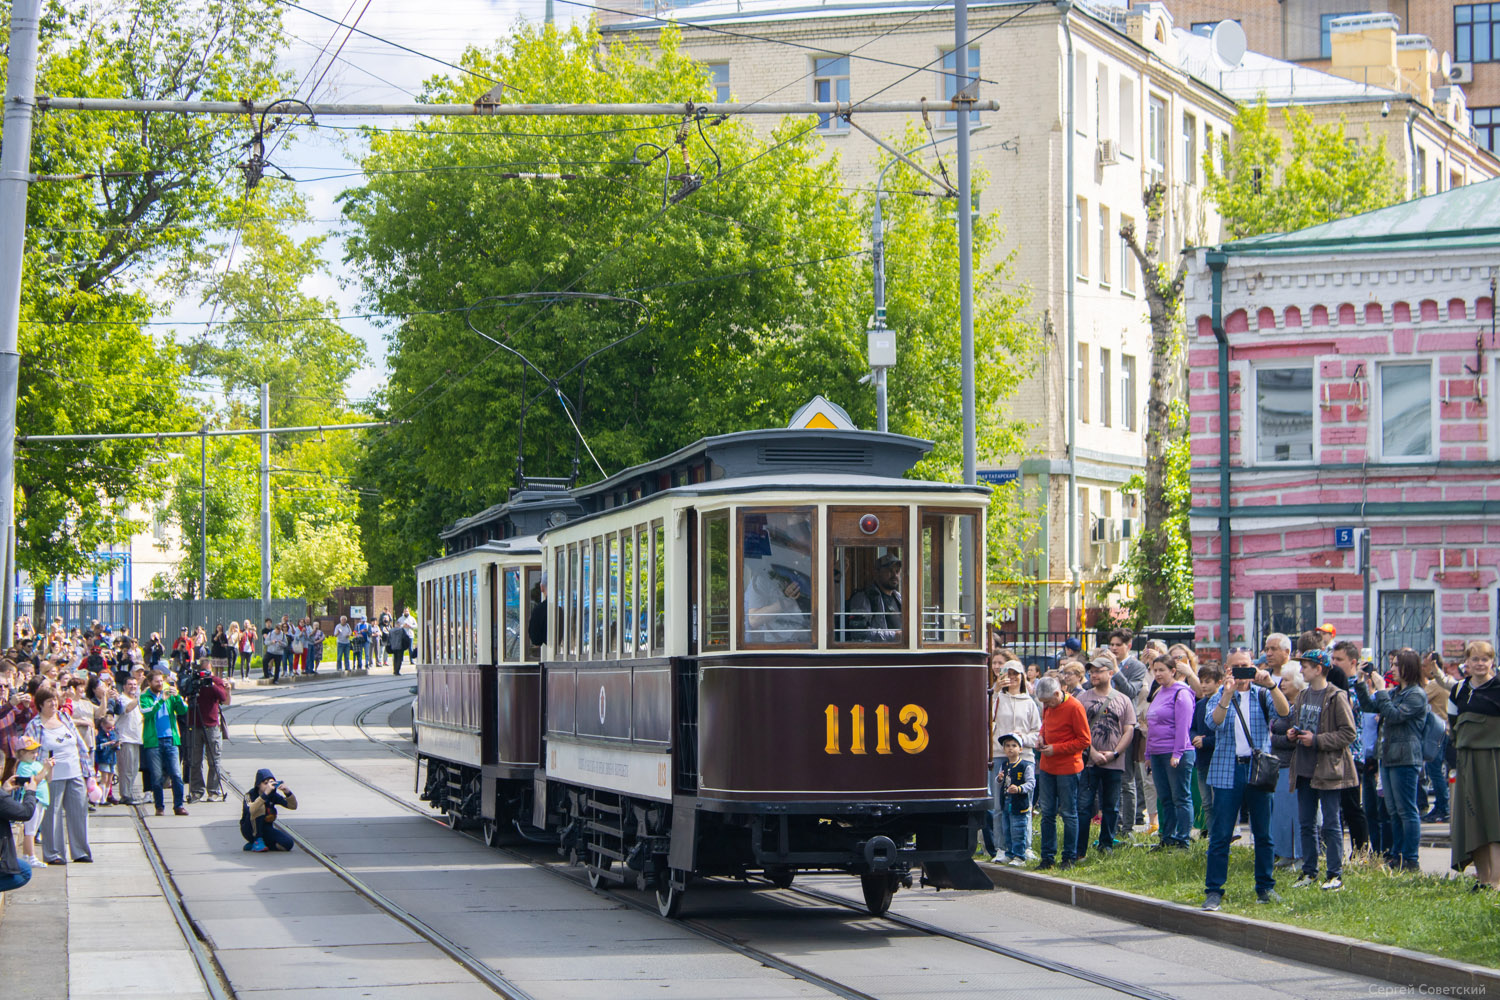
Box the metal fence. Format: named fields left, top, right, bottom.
left=16, top=599, right=308, bottom=636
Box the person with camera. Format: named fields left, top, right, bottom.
left=1274, top=649, right=1357, bottom=891
left=139, top=670, right=189, bottom=817
left=240, top=768, right=297, bottom=853
left=0, top=757, right=49, bottom=892
left=389, top=607, right=416, bottom=676
left=184, top=666, right=231, bottom=803
left=262, top=619, right=286, bottom=683
left=1201, top=648, right=1291, bottom=910
left=1357, top=648, right=1432, bottom=872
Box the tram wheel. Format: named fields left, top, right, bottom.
left=586, top=856, right=612, bottom=890
left=656, top=876, right=685, bottom=919
left=481, top=819, right=499, bottom=847
left=767, top=869, right=795, bottom=890
left=860, top=873, right=896, bottom=917
left=444, top=809, right=463, bottom=830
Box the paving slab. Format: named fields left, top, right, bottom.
left=71, top=948, right=208, bottom=998
left=212, top=942, right=485, bottom=990
left=197, top=912, right=426, bottom=950
left=236, top=985, right=502, bottom=1000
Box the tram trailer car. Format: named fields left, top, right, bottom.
left=414, top=484, right=582, bottom=845
left=420, top=427, right=994, bottom=917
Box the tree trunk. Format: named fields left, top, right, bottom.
left=1120, top=183, right=1187, bottom=626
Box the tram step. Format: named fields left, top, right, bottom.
left=585, top=800, right=623, bottom=816
left=585, top=821, right=623, bottom=838
left=588, top=844, right=625, bottom=862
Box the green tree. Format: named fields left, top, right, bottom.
left=343, top=24, right=1041, bottom=600
left=1110, top=402, right=1193, bottom=628
left=275, top=517, right=366, bottom=609
left=6, top=0, right=289, bottom=618
left=1205, top=99, right=1404, bottom=240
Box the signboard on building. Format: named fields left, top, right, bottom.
left=978, top=469, right=1020, bottom=486
left=349, top=605, right=367, bottom=620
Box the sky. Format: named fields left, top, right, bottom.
left=161, top=0, right=589, bottom=406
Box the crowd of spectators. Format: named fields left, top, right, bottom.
left=986, top=626, right=1500, bottom=906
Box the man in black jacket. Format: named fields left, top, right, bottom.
left=1, top=761, right=47, bottom=893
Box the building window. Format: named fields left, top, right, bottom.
left=1079, top=343, right=1091, bottom=424
left=1122, top=354, right=1137, bottom=431
left=707, top=62, right=729, bottom=102
left=942, top=46, right=980, bottom=126
left=1190, top=21, right=1218, bottom=36
left=1457, top=5, right=1498, bottom=63
left=1475, top=107, right=1499, bottom=152
left=1255, top=367, right=1314, bottom=463
left=1255, top=590, right=1317, bottom=647
left=1075, top=55, right=1088, bottom=136
left=1379, top=361, right=1433, bottom=459
left=1118, top=77, right=1136, bottom=157
left=1147, top=94, right=1168, bottom=170
left=1096, top=65, right=1109, bottom=140
left=1321, top=12, right=1371, bottom=58
left=1098, top=205, right=1111, bottom=287
left=1415, top=147, right=1428, bottom=195
left=1119, top=215, right=1136, bottom=294
left=813, top=56, right=849, bottom=131
left=1182, top=111, right=1198, bottom=185
left=1076, top=197, right=1089, bottom=279
left=1098, top=348, right=1112, bottom=427
left=1378, top=590, right=1435, bottom=664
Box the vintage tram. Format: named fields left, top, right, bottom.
left=415, top=424, right=993, bottom=916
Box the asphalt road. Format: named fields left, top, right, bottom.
left=137, top=673, right=1414, bottom=1000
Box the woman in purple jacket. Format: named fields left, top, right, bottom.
left=1147, top=655, right=1197, bottom=849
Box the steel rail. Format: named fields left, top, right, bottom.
left=280, top=684, right=1177, bottom=1000
left=128, top=807, right=238, bottom=1000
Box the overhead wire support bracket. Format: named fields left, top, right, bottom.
left=843, top=115, right=958, bottom=197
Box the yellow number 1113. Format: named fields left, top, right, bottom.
left=824, top=703, right=929, bottom=755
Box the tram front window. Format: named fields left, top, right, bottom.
left=831, top=507, right=907, bottom=646
left=741, top=508, right=814, bottom=647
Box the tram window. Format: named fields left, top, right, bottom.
left=621, top=530, right=636, bottom=656
left=581, top=541, right=594, bottom=658
left=640, top=525, right=654, bottom=654
left=554, top=549, right=565, bottom=657
left=920, top=511, right=978, bottom=646
left=593, top=537, right=607, bottom=658
left=470, top=569, right=479, bottom=662
left=525, top=566, right=543, bottom=661
left=568, top=543, right=580, bottom=659
left=652, top=521, right=666, bottom=652
left=703, top=511, right=731, bottom=650
left=829, top=506, right=907, bottom=647
left=740, top=507, right=815, bottom=648
left=606, top=534, right=620, bottom=658
left=503, top=568, right=522, bottom=662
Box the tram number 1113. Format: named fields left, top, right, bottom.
left=824, top=703, right=929, bottom=755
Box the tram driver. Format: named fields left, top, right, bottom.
left=846, top=551, right=904, bottom=643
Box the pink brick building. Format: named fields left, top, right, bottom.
left=1186, top=179, right=1500, bottom=662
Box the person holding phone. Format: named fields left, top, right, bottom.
left=1201, top=648, right=1291, bottom=910
left=23, top=685, right=92, bottom=864
left=1276, top=650, right=1357, bottom=892
left=0, top=760, right=47, bottom=892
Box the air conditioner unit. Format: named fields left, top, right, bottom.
left=1106, top=520, right=1122, bottom=543
left=1450, top=62, right=1474, bottom=84
left=1120, top=517, right=1137, bottom=540
left=1097, top=138, right=1120, bottom=165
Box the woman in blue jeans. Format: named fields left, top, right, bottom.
left=1146, top=657, right=1197, bottom=848
left=1356, top=649, right=1430, bottom=871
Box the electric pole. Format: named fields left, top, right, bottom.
left=955, top=0, right=977, bottom=486
left=260, top=383, right=271, bottom=632
left=0, top=0, right=42, bottom=645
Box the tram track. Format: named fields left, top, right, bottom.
left=254, top=681, right=1190, bottom=1000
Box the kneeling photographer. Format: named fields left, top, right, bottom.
left=240, top=769, right=297, bottom=852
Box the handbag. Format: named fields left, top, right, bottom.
left=1229, top=690, right=1281, bottom=791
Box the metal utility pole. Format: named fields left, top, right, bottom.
left=955, top=0, right=977, bottom=486
left=260, top=383, right=271, bottom=631
left=199, top=427, right=208, bottom=600
left=0, top=0, right=42, bottom=645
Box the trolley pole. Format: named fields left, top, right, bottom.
left=199, top=426, right=208, bottom=600
left=0, top=0, right=42, bottom=646
left=955, top=0, right=977, bottom=486
left=260, top=383, right=271, bottom=631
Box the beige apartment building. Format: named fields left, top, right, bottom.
left=1158, top=0, right=1500, bottom=154
left=603, top=1, right=1238, bottom=624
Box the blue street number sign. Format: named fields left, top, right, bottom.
left=1334, top=527, right=1355, bottom=549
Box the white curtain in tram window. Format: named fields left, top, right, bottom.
left=741, top=509, right=814, bottom=647
left=1380, top=362, right=1432, bottom=458
left=1255, top=367, right=1314, bottom=463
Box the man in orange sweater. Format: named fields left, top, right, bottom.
left=1034, top=675, right=1092, bottom=870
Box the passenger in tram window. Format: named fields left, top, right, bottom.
left=846, top=551, right=904, bottom=643
left=527, top=576, right=548, bottom=651
left=742, top=512, right=814, bottom=646
left=745, top=573, right=810, bottom=645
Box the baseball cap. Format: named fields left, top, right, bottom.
left=876, top=552, right=902, bottom=568
left=21, top=736, right=41, bottom=751
left=1088, top=654, right=1115, bottom=672
left=1001, top=662, right=1024, bottom=676
left=1063, top=637, right=1083, bottom=653
left=1317, top=623, right=1337, bottom=636
left=997, top=732, right=1021, bottom=746
left=1297, top=649, right=1332, bottom=668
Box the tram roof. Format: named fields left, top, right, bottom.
left=416, top=535, right=543, bottom=572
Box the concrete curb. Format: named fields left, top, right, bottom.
left=981, top=862, right=1499, bottom=994
left=239, top=668, right=369, bottom=687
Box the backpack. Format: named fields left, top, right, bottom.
left=1419, top=709, right=1446, bottom=764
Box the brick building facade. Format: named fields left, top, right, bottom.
left=1186, top=178, right=1500, bottom=661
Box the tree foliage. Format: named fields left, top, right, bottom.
left=5, top=0, right=289, bottom=612
left=1110, top=402, right=1193, bottom=628
left=1204, top=100, right=1404, bottom=240
left=275, top=516, right=366, bottom=609
left=343, top=24, right=1041, bottom=601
